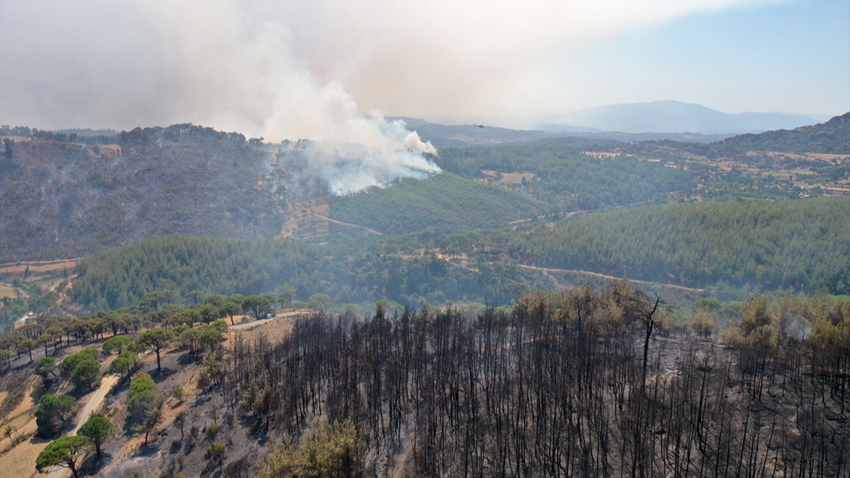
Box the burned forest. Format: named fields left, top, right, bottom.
left=223, top=282, right=850, bottom=477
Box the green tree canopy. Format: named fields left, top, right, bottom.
left=18, top=338, right=35, bottom=362
left=102, top=335, right=131, bottom=355
left=198, top=303, right=219, bottom=324
left=35, top=356, right=57, bottom=379
left=204, top=294, right=228, bottom=307
left=128, top=372, right=157, bottom=420
left=77, top=413, right=116, bottom=458
left=108, top=349, right=139, bottom=380
left=242, top=295, right=271, bottom=320
left=220, top=301, right=241, bottom=326
left=36, top=435, right=91, bottom=478
left=35, top=394, right=76, bottom=437
left=138, top=328, right=173, bottom=373
left=140, top=290, right=179, bottom=311
left=185, top=290, right=205, bottom=306
left=59, top=348, right=98, bottom=378
left=70, top=358, right=100, bottom=391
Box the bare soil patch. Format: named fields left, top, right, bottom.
left=480, top=170, right=536, bottom=185
left=0, top=284, right=17, bottom=299
left=0, top=260, right=78, bottom=276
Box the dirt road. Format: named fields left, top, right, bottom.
left=515, top=264, right=705, bottom=294
left=312, top=213, right=383, bottom=235
left=46, top=374, right=120, bottom=478
left=229, top=310, right=313, bottom=331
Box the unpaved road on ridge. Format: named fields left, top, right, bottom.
left=229, top=310, right=315, bottom=331
left=515, top=264, right=705, bottom=294
left=311, top=213, right=383, bottom=235
left=47, top=374, right=120, bottom=478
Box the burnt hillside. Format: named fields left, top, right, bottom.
left=0, top=125, right=285, bottom=261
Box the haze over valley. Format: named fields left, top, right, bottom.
left=0, top=0, right=848, bottom=477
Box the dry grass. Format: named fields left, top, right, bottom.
left=0, top=377, right=39, bottom=456
left=0, top=285, right=16, bottom=299
left=0, top=260, right=78, bottom=276
left=4, top=380, right=37, bottom=421
left=98, top=144, right=121, bottom=154
left=278, top=199, right=330, bottom=239
left=230, top=315, right=295, bottom=344
left=0, top=415, right=37, bottom=454
left=0, top=436, right=49, bottom=478
left=7, top=414, right=34, bottom=432
left=480, top=170, right=536, bottom=185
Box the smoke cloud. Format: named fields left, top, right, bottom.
left=1, top=0, right=447, bottom=195
left=276, top=135, right=441, bottom=196
left=0, top=0, right=778, bottom=133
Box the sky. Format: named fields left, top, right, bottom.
left=0, top=0, right=847, bottom=139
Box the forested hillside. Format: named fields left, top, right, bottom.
left=68, top=236, right=549, bottom=312
left=232, top=289, right=849, bottom=477
left=717, top=112, right=849, bottom=154
left=3, top=116, right=846, bottom=263
left=66, top=196, right=848, bottom=316
left=328, top=173, right=549, bottom=234
left=0, top=125, right=284, bottom=261
left=434, top=142, right=693, bottom=210
left=621, top=112, right=850, bottom=159
left=506, top=197, right=849, bottom=293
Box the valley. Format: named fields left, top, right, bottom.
left=0, top=115, right=848, bottom=478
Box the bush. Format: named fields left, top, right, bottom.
left=172, top=386, right=185, bottom=402
left=255, top=420, right=357, bottom=478
left=205, top=423, right=219, bottom=440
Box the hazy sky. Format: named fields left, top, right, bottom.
left=1, top=0, right=847, bottom=139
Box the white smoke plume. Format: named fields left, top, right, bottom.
left=278, top=135, right=441, bottom=196
left=1, top=0, right=443, bottom=195
left=0, top=0, right=794, bottom=179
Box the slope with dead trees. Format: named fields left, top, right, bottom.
left=214, top=281, right=849, bottom=477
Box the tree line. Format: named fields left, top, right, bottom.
left=67, top=235, right=549, bottom=313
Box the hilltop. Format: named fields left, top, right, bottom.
left=0, top=125, right=285, bottom=262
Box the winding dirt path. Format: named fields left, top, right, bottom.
left=46, top=374, right=120, bottom=478
left=228, top=310, right=312, bottom=331
left=515, top=264, right=705, bottom=294
left=312, top=213, right=383, bottom=235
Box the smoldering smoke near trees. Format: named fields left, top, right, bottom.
left=271, top=125, right=441, bottom=197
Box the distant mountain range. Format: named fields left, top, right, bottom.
left=393, top=116, right=735, bottom=149
left=540, top=100, right=827, bottom=134
left=396, top=101, right=833, bottom=148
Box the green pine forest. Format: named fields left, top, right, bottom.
left=328, top=172, right=549, bottom=234
left=65, top=197, right=848, bottom=317
left=505, top=197, right=849, bottom=293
